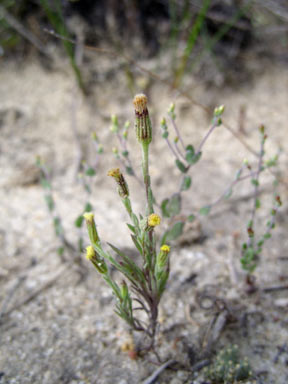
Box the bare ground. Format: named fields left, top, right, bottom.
left=0, top=50, right=288, bottom=384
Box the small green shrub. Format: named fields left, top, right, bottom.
left=203, top=344, right=253, bottom=383
left=83, top=94, right=282, bottom=353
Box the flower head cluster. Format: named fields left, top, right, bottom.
left=148, top=213, right=161, bottom=227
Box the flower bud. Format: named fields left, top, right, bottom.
left=133, top=94, right=152, bottom=145
left=120, top=280, right=129, bottom=300
left=108, top=168, right=129, bottom=198
left=160, top=117, right=167, bottom=129
left=214, top=105, right=225, bottom=117
left=83, top=212, right=99, bottom=244
left=110, top=114, right=119, bottom=133
left=157, top=244, right=170, bottom=268
left=168, top=103, right=176, bottom=119
left=86, top=245, right=107, bottom=274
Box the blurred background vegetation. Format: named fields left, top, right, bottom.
left=1, top=0, right=287, bottom=92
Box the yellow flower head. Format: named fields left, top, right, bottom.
left=148, top=213, right=161, bottom=227
left=107, top=168, right=121, bottom=179
left=83, top=212, right=94, bottom=223
left=133, top=94, right=148, bottom=114
left=160, top=244, right=170, bottom=254
left=86, top=245, right=95, bottom=260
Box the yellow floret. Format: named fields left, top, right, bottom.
left=107, top=168, right=121, bottom=179
left=160, top=244, right=170, bottom=253
left=86, top=245, right=95, bottom=260
left=148, top=213, right=161, bottom=227
left=83, top=212, right=94, bottom=223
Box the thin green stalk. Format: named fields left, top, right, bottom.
left=141, top=143, right=154, bottom=215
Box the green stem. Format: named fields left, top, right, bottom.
left=142, top=143, right=153, bottom=215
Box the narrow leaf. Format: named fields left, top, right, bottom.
left=161, top=221, right=184, bottom=244
left=127, top=223, right=136, bottom=234
left=181, top=176, right=192, bottom=191
left=166, top=193, right=181, bottom=217
left=161, top=198, right=170, bottom=218
left=131, top=235, right=143, bottom=255
left=45, top=195, right=54, bottom=211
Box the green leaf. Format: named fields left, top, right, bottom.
left=127, top=223, right=136, bottom=234
left=161, top=198, right=170, bottom=218
left=125, top=166, right=134, bottom=175
left=45, top=195, right=54, bottom=211
left=41, top=178, right=51, bottom=190
left=157, top=270, right=169, bottom=297
left=188, top=214, right=196, bottom=222
left=181, top=176, right=192, bottom=191
left=75, top=215, right=84, bottom=228
left=264, top=233, right=271, bottom=239
left=251, top=179, right=259, bottom=187
left=257, top=240, right=264, bottom=247
left=186, top=144, right=195, bottom=152
left=190, top=152, right=202, bottom=165
left=57, top=246, right=64, bottom=256
left=53, top=217, right=63, bottom=236
left=132, top=213, right=139, bottom=228
left=175, top=159, right=188, bottom=173
left=199, top=205, right=211, bottom=216
left=255, top=198, right=261, bottom=209
left=161, top=221, right=184, bottom=244
left=166, top=193, right=181, bottom=217
left=84, top=184, right=91, bottom=193
left=85, top=167, right=96, bottom=176
left=84, top=202, right=93, bottom=212
left=107, top=242, right=145, bottom=283
left=122, top=150, right=129, bottom=158
left=131, top=235, right=143, bottom=255
left=162, top=131, right=169, bottom=139
left=78, top=237, right=84, bottom=252
left=185, top=145, right=195, bottom=164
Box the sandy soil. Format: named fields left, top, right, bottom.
left=0, top=49, right=287, bottom=384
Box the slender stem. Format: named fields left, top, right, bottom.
left=169, top=116, right=186, bottom=151
left=196, top=119, right=218, bottom=155
left=248, top=138, right=265, bottom=248
left=142, top=143, right=153, bottom=215
left=174, top=141, right=187, bottom=161
left=165, top=138, right=180, bottom=160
